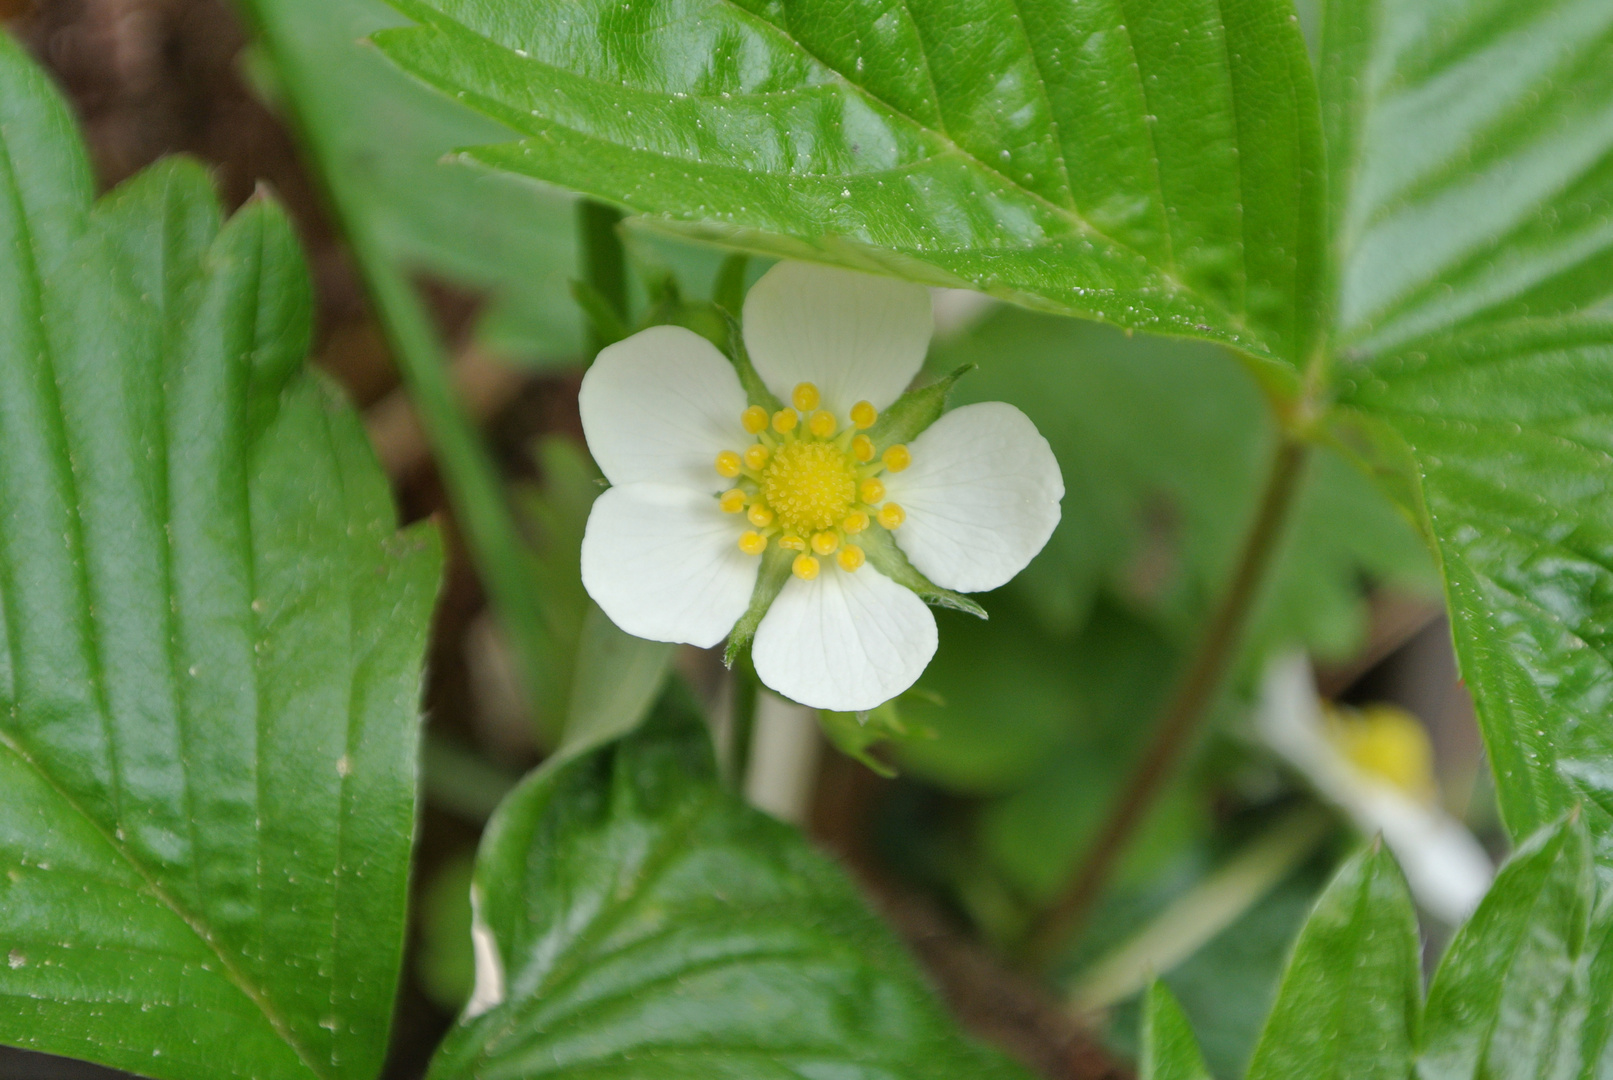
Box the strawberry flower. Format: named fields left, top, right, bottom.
left=579, top=262, right=1063, bottom=711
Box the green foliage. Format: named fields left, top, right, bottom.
left=1140, top=983, right=1212, bottom=1080
left=235, top=0, right=583, bottom=360
left=370, top=0, right=1325, bottom=369
left=0, top=35, right=441, bottom=1080
left=1341, top=322, right=1613, bottom=858
left=427, top=696, right=1036, bottom=1080
left=1420, top=815, right=1596, bottom=1080
left=1245, top=844, right=1420, bottom=1080
left=1326, top=0, right=1613, bottom=867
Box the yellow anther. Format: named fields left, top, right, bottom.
left=811, top=531, right=839, bottom=556
left=842, top=510, right=870, bottom=534
left=1328, top=704, right=1437, bottom=801
left=792, top=553, right=820, bottom=580
left=720, top=488, right=747, bottom=514
left=859, top=477, right=886, bottom=504
left=837, top=544, right=866, bottom=572
left=878, top=502, right=906, bottom=529
left=715, top=450, right=742, bottom=478
left=778, top=534, right=807, bottom=552
left=741, top=405, right=770, bottom=434
left=738, top=531, right=768, bottom=556
left=850, top=400, right=878, bottom=429
left=747, top=504, right=775, bottom=528
left=852, top=434, right=875, bottom=462
left=808, top=409, right=837, bottom=438
left=792, top=382, right=821, bottom=412
left=772, top=408, right=798, bottom=434
left=743, top=444, right=771, bottom=471
left=882, top=444, right=912, bottom=472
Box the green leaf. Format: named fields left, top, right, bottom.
left=1322, top=0, right=1613, bottom=354
left=1339, top=319, right=1613, bottom=857
left=1421, top=814, right=1594, bottom=1080
left=429, top=693, right=1035, bottom=1080
left=1140, top=982, right=1212, bottom=1080
left=517, top=437, right=674, bottom=746
left=0, top=35, right=441, bottom=1080
left=1245, top=843, right=1420, bottom=1080
left=371, top=0, right=1325, bottom=369
left=235, top=0, right=584, bottom=361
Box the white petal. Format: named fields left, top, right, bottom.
left=752, top=566, right=937, bottom=712
left=742, top=261, right=933, bottom=415
left=581, top=483, right=757, bottom=648
left=579, top=324, right=749, bottom=490
left=883, top=402, right=1064, bottom=593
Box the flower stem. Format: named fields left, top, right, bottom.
left=578, top=200, right=627, bottom=359
left=727, top=660, right=761, bottom=792
left=1023, top=436, right=1310, bottom=967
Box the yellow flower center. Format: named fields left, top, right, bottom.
left=713, top=381, right=913, bottom=579
left=1326, top=703, right=1437, bottom=803
left=761, top=441, right=858, bottom=534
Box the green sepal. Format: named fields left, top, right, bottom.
left=867, top=364, right=973, bottom=446
left=569, top=278, right=630, bottom=350
left=820, top=696, right=933, bottom=778
left=717, top=306, right=784, bottom=412
left=724, top=544, right=793, bottom=666
left=859, top=526, right=988, bottom=619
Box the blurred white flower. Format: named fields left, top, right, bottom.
left=579, top=261, right=1063, bottom=711
left=1255, top=651, right=1492, bottom=924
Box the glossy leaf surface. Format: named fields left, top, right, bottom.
left=1341, top=319, right=1613, bottom=857
left=1245, top=844, right=1419, bottom=1080
left=0, top=37, right=441, bottom=1080
left=1323, top=0, right=1613, bottom=354
left=1420, top=816, right=1595, bottom=1080
left=429, top=695, right=1034, bottom=1080
left=371, top=0, right=1325, bottom=367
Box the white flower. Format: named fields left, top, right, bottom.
left=1255, top=652, right=1492, bottom=924
left=578, top=261, right=1064, bottom=711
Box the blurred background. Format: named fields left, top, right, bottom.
left=0, top=1, right=1501, bottom=1077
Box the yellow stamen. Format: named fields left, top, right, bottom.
left=719, top=488, right=747, bottom=514
left=837, top=545, right=866, bottom=572
left=715, top=450, right=742, bottom=478
left=779, top=534, right=807, bottom=552
left=850, top=401, right=877, bottom=429
left=859, top=478, right=886, bottom=504
left=760, top=440, right=859, bottom=534
left=743, top=444, right=771, bottom=471
left=842, top=510, right=870, bottom=534
left=738, top=530, right=768, bottom=555
left=747, top=504, right=775, bottom=528
left=741, top=405, right=770, bottom=434
left=792, top=382, right=821, bottom=412
left=878, top=502, right=906, bottom=529
left=811, top=531, right=839, bottom=556
left=792, top=553, right=820, bottom=580
left=772, top=408, right=798, bottom=434
left=852, top=434, right=875, bottom=462
left=882, top=444, right=912, bottom=472
left=808, top=409, right=837, bottom=438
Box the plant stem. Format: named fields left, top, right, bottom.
left=727, top=661, right=760, bottom=792
left=1023, top=436, right=1310, bottom=967
left=578, top=200, right=627, bottom=358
